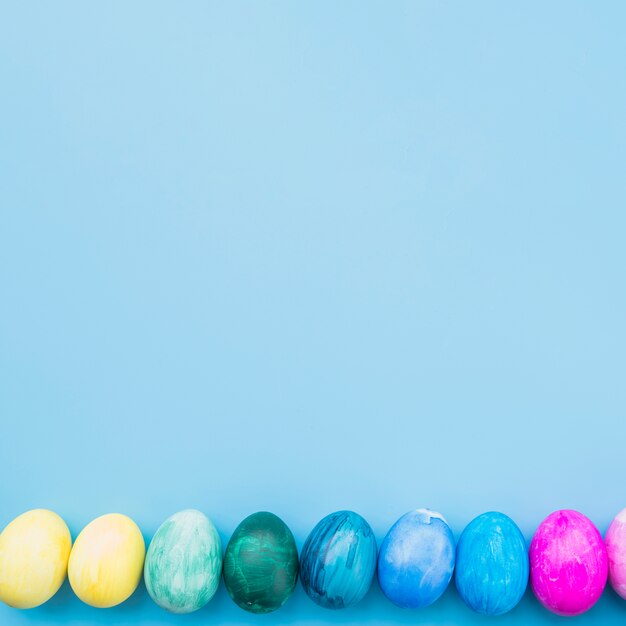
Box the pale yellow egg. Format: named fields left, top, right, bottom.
left=0, top=509, right=72, bottom=609
left=68, top=513, right=145, bottom=608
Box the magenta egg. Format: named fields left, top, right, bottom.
left=530, top=510, right=607, bottom=616
left=605, top=508, right=626, bottom=600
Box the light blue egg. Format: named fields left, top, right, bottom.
left=455, top=511, right=528, bottom=616
left=378, top=509, right=455, bottom=608
left=299, top=510, right=377, bottom=609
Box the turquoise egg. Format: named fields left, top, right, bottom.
left=299, top=510, right=377, bottom=609
left=144, top=509, right=223, bottom=614
left=455, top=512, right=528, bottom=615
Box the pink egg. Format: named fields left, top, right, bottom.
left=530, top=510, right=607, bottom=616
left=605, top=508, right=626, bottom=600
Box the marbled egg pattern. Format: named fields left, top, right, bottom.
left=223, top=511, right=298, bottom=614
left=605, top=508, right=626, bottom=600
left=530, top=509, right=607, bottom=616
left=455, top=512, right=528, bottom=616
left=299, top=510, right=377, bottom=609
left=144, top=509, right=222, bottom=614
left=378, top=509, right=455, bottom=609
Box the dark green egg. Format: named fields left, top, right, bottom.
left=223, top=511, right=298, bottom=614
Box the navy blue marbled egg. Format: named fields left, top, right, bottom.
left=299, top=510, right=377, bottom=609
left=455, top=512, right=528, bottom=616
left=378, top=509, right=455, bottom=608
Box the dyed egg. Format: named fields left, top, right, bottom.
left=378, top=509, right=455, bottom=608
left=604, top=508, right=626, bottom=600
left=455, top=512, right=528, bottom=615
left=223, top=511, right=298, bottom=614
left=68, top=513, right=145, bottom=608
left=530, top=509, right=607, bottom=616
left=299, top=510, right=376, bottom=609
left=144, top=509, right=222, bottom=613
left=0, top=509, right=72, bottom=609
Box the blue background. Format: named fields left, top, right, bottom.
left=1, top=1, right=625, bottom=624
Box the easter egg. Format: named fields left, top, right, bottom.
left=0, top=509, right=72, bottom=609
left=455, top=512, right=528, bottom=615
left=299, top=510, right=376, bottom=609
left=144, top=509, right=222, bottom=613
left=604, top=508, right=626, bottom=600
left=68, top=513, right=145, bottom=608
left=530, top=509, right=607, bottom=616
left=223, top=511, right=298, bottom=613
left=378, top=509, right=455, bottom=608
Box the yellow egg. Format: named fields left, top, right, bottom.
left=68, top=513, right=145, bottom=608
left=0, top=509, right=72, bottom=609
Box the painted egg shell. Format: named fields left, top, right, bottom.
left=223, top=511, right=298, bottom=614
left=604, top=508, right=626, bottom=600
left=299, top=510, right=377, bottom=609
left=455, top=512, right=528, bottom=616
left=68, top=513, right=145, bottom=608
left=530, top=509, right=607, bottom=616
left=144, top=509, right=222, bottom=614
left=378, top=509, right=455, bottom=608
left=0, top=509, right=72, bottom=609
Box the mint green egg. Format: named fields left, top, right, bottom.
left=144, top=509, right=223, bottom=614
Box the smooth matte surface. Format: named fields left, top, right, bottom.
left=68, top=514, right=145, bottom=609
left=1, top=1, right=626, bottom=624
left=0, top=510, right=71, bottom=609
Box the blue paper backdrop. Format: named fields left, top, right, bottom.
left=1, top=2, right=625, bottom=625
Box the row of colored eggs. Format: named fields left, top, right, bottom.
left=1, top=507, right=626, bottom=617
